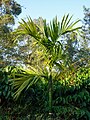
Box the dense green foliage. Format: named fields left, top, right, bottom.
left=0, top=2, right=90, bottom=119
left=0, top=67, right=90, bottom=119
left=0, top=67, right=13, bottom=101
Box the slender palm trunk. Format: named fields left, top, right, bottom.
left=48, top=73, right=53, bottom=118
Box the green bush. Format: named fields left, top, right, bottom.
left=52, top=67, right=90, bottom=119
left=0, top=67, right=90, bottom=119
left=19, top=67, right=90, bottom=119
left=0, top=67, right=13, bottom=103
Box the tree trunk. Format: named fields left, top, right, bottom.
left=48, top=73, right=53, bottom=119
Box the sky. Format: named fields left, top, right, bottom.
left=15, top=0, right=90, bottom=27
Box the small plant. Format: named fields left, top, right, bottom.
left=0, top=67, right=13, bottom=103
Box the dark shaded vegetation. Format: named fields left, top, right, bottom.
left=0, top=67, right=90, bottom=120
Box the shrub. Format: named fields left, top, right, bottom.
left=0, top=67, right=13, bottom=104
left=0, top=67, right=90, bottom=119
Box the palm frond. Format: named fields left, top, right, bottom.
left=60, top=14, right=81, bottom=35
left=10, top=66, right=48, bottom=100
left=18, top=17, right=42, bottom=41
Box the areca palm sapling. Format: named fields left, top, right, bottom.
left=11, top=14, right=81, bottom=116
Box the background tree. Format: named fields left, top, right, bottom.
left=62, top=6, right=90, bottom=69
left=0, top=0, right=22, bottom=67
left=79, top=6, right=90, bottom=66
left=73, top=6, right=90, bottom=67
left=82, top=6, right=90, bottom=48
